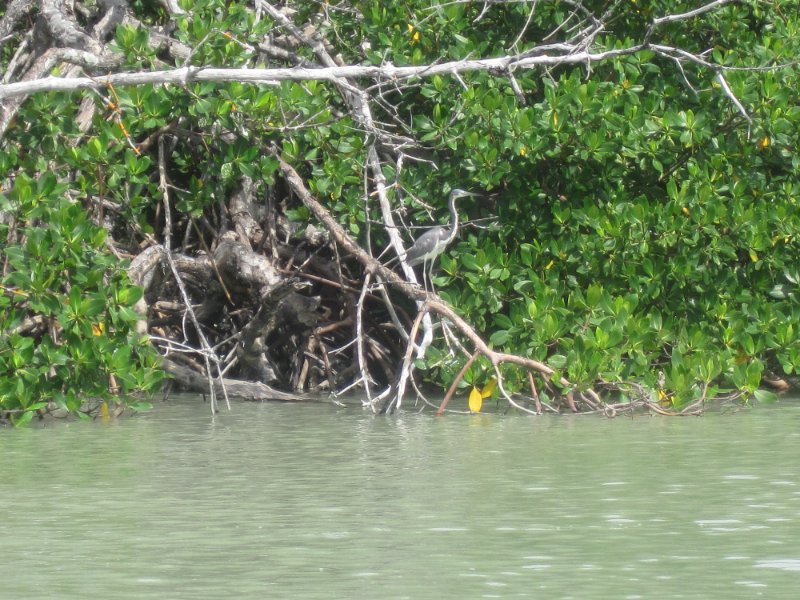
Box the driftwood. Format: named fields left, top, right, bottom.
left=162, top=359, right=305, bottom=402
left=127, top=233, right=328, bottom=403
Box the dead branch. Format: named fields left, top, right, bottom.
left=162, top=359, right=307, bottom=402
left=436, top=350, right=479, bottom=415
left=0, top=46, right=692, bottom=101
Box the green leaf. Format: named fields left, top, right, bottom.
left=489, top=329, right=510, bottom=346
left=37, top=172, right=58, bottom=197
left=461, top=254, right=478, bottom=270
left=753, top=389, right=778, bottom=404
left=84, top=296, right=107, bottom=317
left=13, top=411, right=35, bottom=427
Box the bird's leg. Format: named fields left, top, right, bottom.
left=426, top=261, right=437, bottom=295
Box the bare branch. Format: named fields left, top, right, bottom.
left=0, top=49, right=643, bottom=101
left=715, top=70, right=752, bottom=128
left=652, top=0, right=737, bottom=27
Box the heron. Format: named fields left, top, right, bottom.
left=402, top=188, right=479, bottom=288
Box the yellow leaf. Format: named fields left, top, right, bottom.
left=480, top=378, right=497, bottom=398
left=92, top=322, right=105, bottom=336
left=757, top=136, right=770, bottom=150
left=681, top=206, right=690, bottom=216
left=100, top=401, right=110, bottom=421
left=468, top=387, right=483, bottom=413
left=749, top=250, right=758, bottom=263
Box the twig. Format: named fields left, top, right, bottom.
left=357, top=272, right=375, bottom=409
left=651, top=0, right=736, bottom=28
left=436, top=350, right=479, bottom=415
left=527, top=370, right=543, bottom=414
left=715, top=70, right=752, bottom=133
left=387, top=303, right=428, bottom=413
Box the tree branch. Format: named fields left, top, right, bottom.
left=0, top=49, right=643, bottom=100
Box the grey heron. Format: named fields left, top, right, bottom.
left=402, top=188, right=479, bottom=287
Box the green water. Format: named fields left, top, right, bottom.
left=2, top=398, right=800, bottom=599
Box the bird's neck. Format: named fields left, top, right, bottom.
left=445, top=202, right=459, bottom=243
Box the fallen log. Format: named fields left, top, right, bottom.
left=162, top=359, right=311, bottom=402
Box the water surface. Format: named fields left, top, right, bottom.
left=2, top=397, right=800, bottom=598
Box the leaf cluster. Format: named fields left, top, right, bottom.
left=0, top=171, right=162, bottom=425
left=383, top=1, right=800, bottom=406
